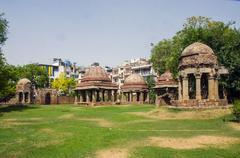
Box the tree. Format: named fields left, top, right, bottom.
left=0, top=13, right=14, bottom=101
left=51, top=73, right=76, bottom=95
left=150, top=16, right=240, bottom=98
left=146, top=76, right=156, bottom=104
left=17, top=64, right=49, bottom=88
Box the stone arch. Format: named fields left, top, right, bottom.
left=45, top=92, right=51, bottom=105
left=24, top=92, right=29, bottom=103
left=188, top=74, right=196, bottom=99
left=19, top=92, right=23, bottom=103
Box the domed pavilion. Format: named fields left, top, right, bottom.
left=121, top=73, right=149, bottom=104
left=16, top=78, right=33, bottom=104
left=154, top=70, right=178, bottom=106
left=75, top=64, right=118, bottom=106
left=177, top=42, right=228, bottom=107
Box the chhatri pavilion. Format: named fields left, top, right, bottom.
left=74, top=64, right=118, bottom=106
left=121, top=73, right=149, bottom=104
left=177, top=42, right=228, bottom=107
left=154, top=70, right=178, bottom=106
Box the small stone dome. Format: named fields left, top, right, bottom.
left=179, top=42, right=218, bottom=69
left=17, top=78, right=31, bottom=85
left=122, top=74, right=148, bottom=90
left=155, top=70, right=177, bottom=88
left=16, top=78, right=32, bottom=92
left=81, top=65, right=111, bottom=82
left=158, top=70, right=174, bottom=82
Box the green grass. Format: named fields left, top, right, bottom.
left=0, top=104, right=240, bottom=158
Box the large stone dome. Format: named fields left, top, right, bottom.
left=121, top=74, right=148, bottom=90
left=81, top=65, right=111, bottom=82
left=76, top=65, right=117, bottom=90
left=17, top=78, right=31, bottom=85
left=179, top=42, right=218, bottom=69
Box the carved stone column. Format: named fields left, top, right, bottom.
left=208, top=74, right=215, bottom=100
left=178, top=77, right=182, bottom=101
left=111, top=90, right=114, bottom=102
left=86, top=90, right=89, bottom=103
left=182, top=76, right=189, bottom=100
left=28, top=93, right=31, bottom=103
left=22, top=92, right=25, bottom=104
left=74, top=94, right=78, bottom=104
left=129, top=92, right=132, bottom=102
left=195, top=74, right=201, bottom=100
left=92, top=90, right=96, bottom=103
left=80, top=91, right=83, bottom=102
left=146, top=92, right=149, bottom=103
left=215, top=76, right=219, bottom=100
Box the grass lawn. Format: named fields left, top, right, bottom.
left=0, top=104, right=240, bottom=158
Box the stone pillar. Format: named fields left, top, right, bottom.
left=129, top=92, right=132, bottom=102
left=111, top=90, right=114, bottom=102
left=182, top=76, right=189, bottom=100
left=86, top=90, right=89, bottom=103
left=16, top=93, right=19, bottom=103
left=146, top=92, right=149, bottom=103
left=75, top=94, right=78, bottom=104
left=80, top=91, right=83, bottom=102
left=178, top=78, right=182, bottom=101
left=114, top=90, right=117, bottom=102
left=28, top=93, right=31, bottom=103
left=22, top=92, right=25, bottom=104
left=92, top=90, right=96, bottom=103
left=195, top=74, right=201, bottom=100
left=208, top=74, right=215, bottom=100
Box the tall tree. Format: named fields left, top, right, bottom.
left=0, top=13, right=14, bottom=101
left=146, top=76, right=156, bottom=104
left=17, top=64, right=49, bottom=88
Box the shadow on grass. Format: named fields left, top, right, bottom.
left=0, top=104, right=39, bottom=115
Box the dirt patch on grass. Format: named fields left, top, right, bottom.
left=0, top=118, right=42, bottom=128
left=130, top=108, right=231, bottom=120
left=40, top=128, right=55, bottom=134
left=148, top=135, right=239, bottom=149
left=58, top=114, right=75, bottom=119
left=228, top=122, right=240, bottom=131
left=96, top=148, right=128, bottom=158
left=34, top=139, right=63, bottom=148
left=78, top=118, right=112, bottom=127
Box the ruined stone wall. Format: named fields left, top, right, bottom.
left=58, top=96, right=75, bottom=104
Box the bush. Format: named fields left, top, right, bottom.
left=233, top=100, right=240, bottom=122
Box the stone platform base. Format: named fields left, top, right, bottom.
left=173, top=99, right=228, bottom=108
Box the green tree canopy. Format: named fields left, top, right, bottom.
left=51, top=73, right=76, bottom=95
left=150, top=16, right=240, bottom=96
left=15, top=64, right=49, bottom=88
left=0, top=13, right=13, bottom=101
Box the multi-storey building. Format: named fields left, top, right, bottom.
left=112, top=58, right=157, bottom=89
left=38, top=58, right=79, bottom=80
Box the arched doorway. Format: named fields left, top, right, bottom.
left=45, top=92, right=51, bottom=104
left=161, top=95, right=171, bottom=105
left=19, top=92, right=23, bottom=103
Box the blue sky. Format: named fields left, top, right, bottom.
left=0, top=0, right=240, bottom=67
